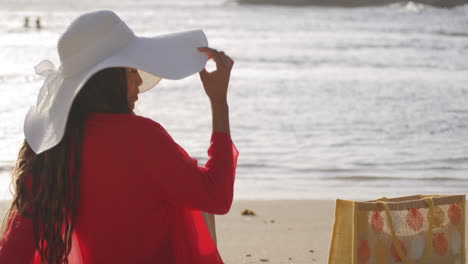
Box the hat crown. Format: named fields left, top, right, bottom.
left=57, top=10, right=134, bottom=77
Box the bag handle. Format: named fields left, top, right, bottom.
left=376, top=197, right=435, bottom=264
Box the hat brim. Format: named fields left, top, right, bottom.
left=98, top=29, right=209, bottom=92
left=25, top=29, right=208, bottom=154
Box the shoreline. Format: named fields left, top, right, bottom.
left=234, top=0, right=468, bottom=8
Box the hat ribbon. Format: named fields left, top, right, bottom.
left=34, top=60, right=64, bottom=113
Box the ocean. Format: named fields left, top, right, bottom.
left=0, top=0, right=467, bottom=200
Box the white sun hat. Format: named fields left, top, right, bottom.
left=24, top=10, right=209, bottom=154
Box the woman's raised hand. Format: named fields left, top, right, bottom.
left=197, top=47, right=234, bottom=104
left=197, top=47, right=233, bottom=135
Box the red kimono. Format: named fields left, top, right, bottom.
left=0, top=113, right=239, bottom=264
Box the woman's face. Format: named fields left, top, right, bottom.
left=125, top=68, right=143, bottom=110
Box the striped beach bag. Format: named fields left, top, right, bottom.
left=328, top=195, right=465, bottom=264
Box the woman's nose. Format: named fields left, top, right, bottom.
left=137, top=72, right=143, bottom=87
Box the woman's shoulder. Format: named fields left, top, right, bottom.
left=129, top=115, right=179, bottom=152
left=87, top=112, right=163, bottom=129
left=131, top=115, right=165, bottom=132
left=86, top=112, right=169, bottom=137
left=129, top=115, right=173, bottom=141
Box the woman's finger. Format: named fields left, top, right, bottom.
left=226, top=55, right=234, bottom=65
left=197, top=47, right=224, bottom=70
left=223, top=54, right=234, bottom=68
left=219, top=51, right=229, bottom=68
left=199, top=68, right=209, bottom=78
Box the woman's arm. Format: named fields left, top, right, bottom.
left=139, top=120, right=238, bottom=214
left=139, top=48, right=238, bottom=214
left=197, top=47, right=234, bottom=136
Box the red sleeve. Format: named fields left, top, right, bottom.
left=0, top=213, right=36, bottom=264
left=138, top=119, right=239, bottom=214
left=0, top=175, right=37, bottom=264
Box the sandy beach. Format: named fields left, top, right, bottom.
left=1, top=199, right=467, bottom=263
left=217, top=200, right=334, bottom=264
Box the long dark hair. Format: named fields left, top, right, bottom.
left=0, top=67, right=131, bottom=264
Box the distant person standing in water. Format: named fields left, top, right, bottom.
left=35, top=17, right=41, bottom=30
left=0, top=10, right=238, bottom=264
left=24, top=17, right=30, bottom=28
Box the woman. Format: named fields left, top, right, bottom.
left=0, top=10, right=238, bottom=264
